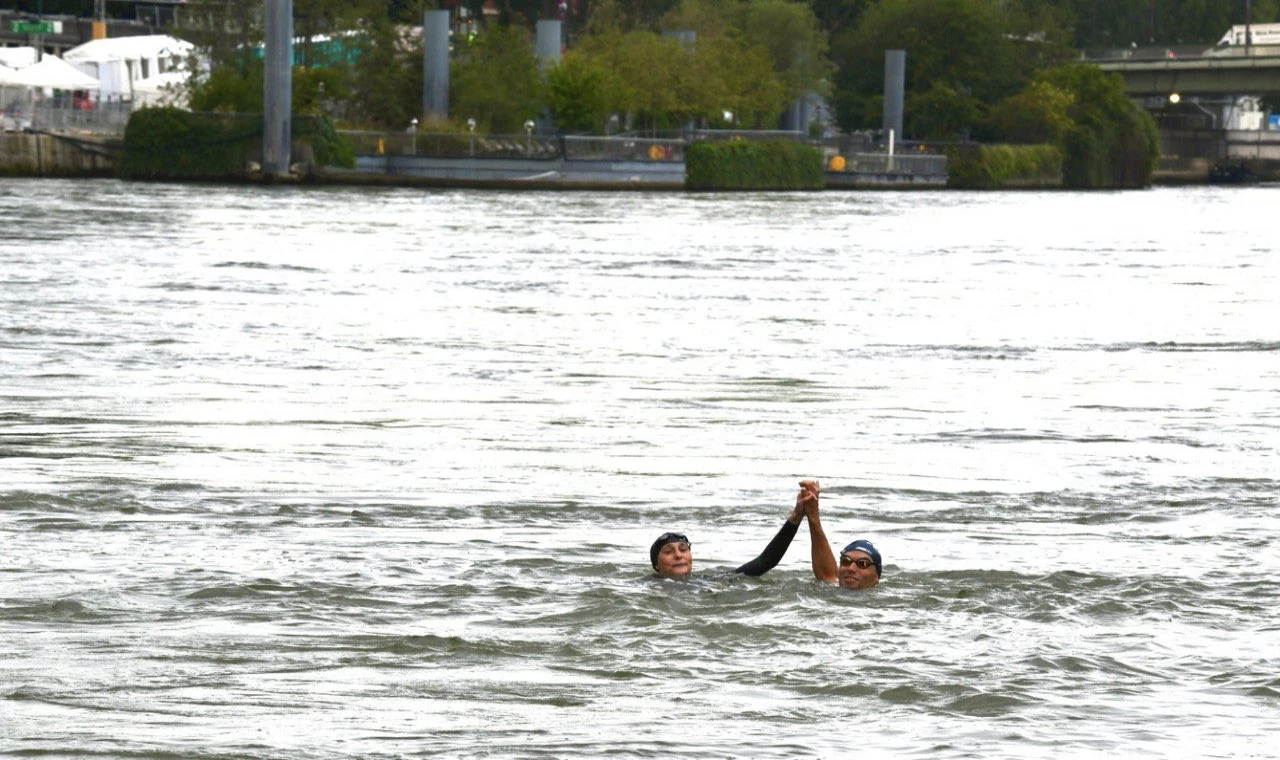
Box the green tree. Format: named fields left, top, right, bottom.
left=803, top=0, right=873, bottom=34
left=988, top=78, right=1075, bottom=144
left=576, top=28, right=683, bottom=130
left=1038, top=63, right=1159, bottom=188
left=736, top=0, right=833, bottom=103
left=451, top=23, right=546, bottom=133
left=830, top=0, right=1032, bottom=136
left=906, top=81, right=982, bottom=141
left=545, top=52, right=622, bottom=132
left=684, top=33, right=789, bottom=126
left=348, top=11, right=424, bottom=128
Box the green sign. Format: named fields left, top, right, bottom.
left=10, top=21, right=58, bottom=34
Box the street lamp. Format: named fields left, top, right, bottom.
left=409, top=117, right=418, bottom=155
left=467, top=117, right=476, bottom=157
left=524, top=119, right=535, bottom=156
left=1169, top=92, right=1181, bottom=104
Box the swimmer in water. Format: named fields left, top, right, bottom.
left=649, top=481, right=814, bottom=579
left=798, top=479, right=882, bottom=589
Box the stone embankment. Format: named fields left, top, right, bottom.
left=0, top=132, right=119, bottom=177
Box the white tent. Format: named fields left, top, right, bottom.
left=5, top=55, right=100, bottom=90
left=0, top=46, right=39, bottom=69
left=63, top=35, right=194, bottom=100
left=0, top=63, right=16, bottom=84
left=131, top=70, right=188, bottom=107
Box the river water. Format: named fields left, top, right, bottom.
left=1, top=179, right=1277, bottom=758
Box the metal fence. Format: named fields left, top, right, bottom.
left=842, top=152, right=948, bottom=177
left=340, top=130, right=561, bottom=159
left=1, top=94, right=134, bottom=134
left=338, top=129, right=949, bottom=176
left=563, top=135, right=684, bottom=162
left=340, top=130, right=688, bottom=163
left=31, top=101, right=132, bottom=134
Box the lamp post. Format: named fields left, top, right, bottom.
left=1246, top=0, right=1253, bottom=55
left=467, top=117, right=476, bottom=157
left=409, top=117, right=418, bottom=155
left=524, top=119, right=535, bottom=156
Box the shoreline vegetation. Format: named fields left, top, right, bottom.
left=155, top=0, right=1167, bottom=189
left=12, top=0, right=1274, bottom=188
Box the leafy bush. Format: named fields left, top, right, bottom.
left=947, top=144, right=1063, bottom=189
left=686, top=139, right=823, bottom=190
left=121, top=108, right=355, bottom=180
left=294, top=115, right=355, bottom=169
left=120, top=107, right=261, bottom=180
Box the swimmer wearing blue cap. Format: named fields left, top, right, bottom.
left=797, top=480, right=882, bottom=589
left=649, top=483, right=810, bottom=579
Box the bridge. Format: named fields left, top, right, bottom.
left=1092, top=47, right=1280, bottom=96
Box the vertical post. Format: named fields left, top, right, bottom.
left=423, top=9, right=449, bottom=123
left=883, top=50, right=905, bottom=145
left=534, top=20, right=561, bottom=132
left=1246, top=0, right=1253, bottom=55
left=92, top=0, right=106, bottom=39
left=535, top=19, right=562, bottom=70
left=263, top=0, right=293, bottom=178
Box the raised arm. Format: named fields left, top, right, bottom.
left=733, top=488, right=806, bottom=577
left=800, top=480, right=837, bottom=583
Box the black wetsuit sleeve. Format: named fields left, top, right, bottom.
left=734, top=519, right=800, bottom=577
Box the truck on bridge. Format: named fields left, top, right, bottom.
left=1211, top=23, right=1280, bottom=52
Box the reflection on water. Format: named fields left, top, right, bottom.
left=1, top=179, right=1277, bottom=758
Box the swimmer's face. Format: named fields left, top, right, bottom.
left=838, top=551, right=879, bottom=589
left=655, top=541, right=693, bottom=578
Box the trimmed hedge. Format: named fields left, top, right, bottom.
left=686, top=139, right=823, bottom=191
left=120, top=107, right=354, bottom=180
left=947, top=143, right=1063, bottom=189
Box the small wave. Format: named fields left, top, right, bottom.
left=148, top=281, right=224, bottom=292
left=212, top=261, right=321, bottom=273
left=1085, top=341, right=1280, bottom=353
left=924, top=429, right=1130, bottom=444
left=1, top=598, right=98, bottom=622
left=944, top=691, right=1031, bottom=716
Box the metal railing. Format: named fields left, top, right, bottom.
left=338, top=129, right=948, bottom=175
left=841, top=153, right=948, bottom=177
left=30, top=101, right=132, bottom=134
left=340, top=130, right=688, bottom=162
left=341, top=129, right=560, bottom=159
left=563, top=135, right=684, bottom=162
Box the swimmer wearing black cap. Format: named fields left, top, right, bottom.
left=798, top=480, right=881, bottom=589
left=649, top=483, right=810, bottom=579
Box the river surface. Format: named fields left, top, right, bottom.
left=1, top=179, right=1277, bottom=758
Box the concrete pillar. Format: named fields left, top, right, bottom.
left=423, top=9, right=449, bottom=123
left=535, top=19, right=561, bottom=71
left=263, top=0, right=293, bottom=177
left=883, top=49, right=905, bottom=141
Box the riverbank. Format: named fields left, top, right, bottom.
left=4, top=128, right=1276, bottom=187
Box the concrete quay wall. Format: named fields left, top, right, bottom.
left=0, top=133, right=118, bottom=177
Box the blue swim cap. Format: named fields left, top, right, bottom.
left=842, top=540, right=882, bottom=577
left=651, top=532, right=690, bottom=569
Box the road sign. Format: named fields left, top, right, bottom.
left=10, top=20, right=62, bottom=34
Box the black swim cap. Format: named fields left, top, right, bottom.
left=650, top=532, right=690, bottom=568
